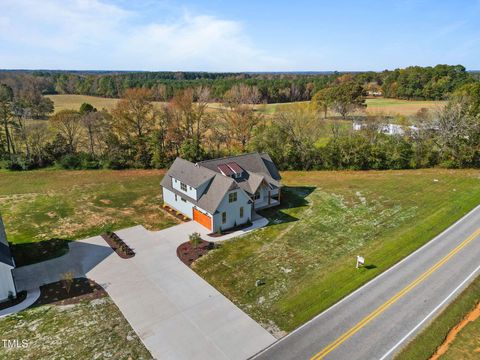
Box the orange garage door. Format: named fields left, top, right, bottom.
left=193, top=208, right=212, bottom=230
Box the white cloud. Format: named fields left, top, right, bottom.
left=0, top=0, right=287, bottom=71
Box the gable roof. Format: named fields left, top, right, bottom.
left=164, top=157, right=216, bottom=188
left=0, top=216, right=14, bottom=268
left=198, top=152, right=281, bottom=189
left=161, top=161, right=241, bottom=214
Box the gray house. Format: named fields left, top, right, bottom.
left=0, top=216, right=16, bottom=302
left=161, top=152, right=281, bottom=232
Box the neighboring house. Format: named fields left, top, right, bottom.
left=0, top=216, right=16, bottom=302
left=161, top=152, right=282, bottom=232
left=353, top=121, right=419, bottom=136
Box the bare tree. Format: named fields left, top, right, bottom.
left=49, top=110, right=83, bottom=152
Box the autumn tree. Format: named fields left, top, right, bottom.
left=222, top=84, right=263, bottom=151
left=112, top=88, right=158, bottom=167
left=49, top=110, right=82, bottom=153
left=0, top=84, right=15, bottom=156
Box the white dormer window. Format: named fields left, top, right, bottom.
left=180, top=182, right=187, bottom=192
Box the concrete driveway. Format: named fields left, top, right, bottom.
left=14, top=219, right=275, bottom=360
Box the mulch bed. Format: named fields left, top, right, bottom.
left=33, top=278, right=107, bottom=307
left=101, top=232, right=135, bottom=259
left=0, top=291, right=27, bottom=311
left=177, top=240, right=216, bottom=267
left=161, top=205, right=191, bottom=222
left=207, top=221, right=252, bottom=238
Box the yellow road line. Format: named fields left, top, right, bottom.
left=311, top=228, right=480, bottom=360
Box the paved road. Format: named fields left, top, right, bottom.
left=253, top=205, right=480, bottom=360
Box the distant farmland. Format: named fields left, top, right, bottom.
left=46, top=94, right=446, bottom=117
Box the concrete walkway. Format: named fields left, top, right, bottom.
left=14, top=218, right=274, bottom=360
left=0, top=289, right=40, bottom=319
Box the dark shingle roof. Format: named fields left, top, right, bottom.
left=161, top=152, right=280, bottom=214
left=165, top=157, right=216, bottom=188
left=198, top=152, right=281, bottom=188
left=161, top=160, right=239, bottom=214
left=0, top=216, right=14, bottom=268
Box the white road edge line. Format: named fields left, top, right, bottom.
left=378, top=263, right=480, bottom=360
left=250, top=203, right=480, bottom=359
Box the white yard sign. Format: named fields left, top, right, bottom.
left=356, top=255, right=365, bottom=269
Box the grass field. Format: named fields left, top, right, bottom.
left=396, top=275, right=480, bottom=360
left=0, top=297, right=152, bottom=359
left=46, top=94, right=446, bottom=117
left=0, top=169, right=176, bottom=246
left=193, top=169, right=480, bottom=333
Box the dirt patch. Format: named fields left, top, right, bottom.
left=99, top=199, right=112, bottom=204
left=430, top=302, right=480, bottom=360
left=33, top=278, right=107, bottom=306
left=177, top=240, right=216, bottom=267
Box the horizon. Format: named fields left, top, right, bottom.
left=1, top=0, right=480, bottom=71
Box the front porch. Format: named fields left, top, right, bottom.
left=254, top=198, right=280, bottom=210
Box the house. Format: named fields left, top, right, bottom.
left=0, top=216, right=16, bottom=302
left=161, top=152, right=282, bottom=232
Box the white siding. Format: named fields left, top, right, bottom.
left=0, top=263, right=15, bottom=301
left=163, top=188, right=212, bottom=221
left=163, top=188, right=195, bottom=218
left=171, top=177, right=198, bottom=200
left=213, top=189, right=251, bottom=233
left=254, top=185, right=270, bottom=206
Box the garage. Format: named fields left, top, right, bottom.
left=193, top=208, right=212, bottom=231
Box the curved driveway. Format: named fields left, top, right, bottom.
left=14, top=219, right=274, bottom=360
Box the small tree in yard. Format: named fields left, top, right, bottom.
left=61, top=271, right=75, bottom=294
left=189, top=232, right=202, bottom=248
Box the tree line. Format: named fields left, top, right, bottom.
left=1, top=78, right=479, bottom=172
left=0, top=64, right=475, bottom=104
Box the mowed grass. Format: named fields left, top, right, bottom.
left=396, top=275, right=480, bottom=360
left=0, top=169, right=176, bottom=246
left=0, top=297, right=152, bottom=359
left=365, top=98, right=446, bottom=116
left=193, top=169, right=480, bottom=333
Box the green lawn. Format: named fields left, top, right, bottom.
left=0, top=297, right=152, bottom=359
left=396, top=275, right=480, bottom=360
left=0, top=169, right=176, bottom=263
left=193, top=169, right=480, bottom=333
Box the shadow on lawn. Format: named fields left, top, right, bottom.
left=257, top=186, right=316, bottom=226
left=10, top=238, right=71, bottom=267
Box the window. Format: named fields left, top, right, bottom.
left=180, top=182, right=187, bottom=192
left=240, top=207, right=244, bottom=218
left=254, top=192, right=260, bottom=200
left=229, top=192, right=237, bottom=203
left=175, top=194, right=178, bottom=201
left=222, top=212, right=227, bottom=224
left=181, top=197, right=187, bottom=203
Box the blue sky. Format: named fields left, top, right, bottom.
left=1, top=0, right=479, bottom=71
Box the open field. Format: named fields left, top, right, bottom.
left=396, top=274, right=480, bottom=360
left=0, top=169, right=176, bottom=247
left=0, top=297, right=152, bottom=359
left=365, top=98, right=447, bottom=116
left=46, top=94, right=446, bottom=117
left=193, top=169, right=480, bottom=332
